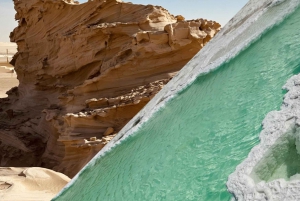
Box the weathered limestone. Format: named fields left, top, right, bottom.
left=0, top=0, right=220, bottom=177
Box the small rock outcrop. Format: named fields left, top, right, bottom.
left=0, top=0, right=220, bottom=177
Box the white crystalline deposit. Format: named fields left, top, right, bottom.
left=227, top=74, right=300, bottom=201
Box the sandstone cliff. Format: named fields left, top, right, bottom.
left=0, top=0, right=220, bottom=177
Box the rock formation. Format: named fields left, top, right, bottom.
left=0, top=0, right=220, bottom=177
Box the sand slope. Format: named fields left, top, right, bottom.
left=0, top=167, right=70, bottom=201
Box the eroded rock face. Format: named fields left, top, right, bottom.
left=0, top=0, right=220, bottom=177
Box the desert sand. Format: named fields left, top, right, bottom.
left=0, top=42, right=18, bottom=98
left=0, top=167, right=70, bottom=201
left=0, top=64, right=18, bottom=98
left=0, top=42, right=16, bottom=64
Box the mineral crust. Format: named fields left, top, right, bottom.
left=228, top=74, right=300, bottom=201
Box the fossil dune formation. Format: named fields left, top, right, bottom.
left=0, top=0, right=220, bottom=186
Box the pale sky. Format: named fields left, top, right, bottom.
left=0, top=0, right=248, bottom=42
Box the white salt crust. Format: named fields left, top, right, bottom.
left=227, top=74, right=300, bottom=201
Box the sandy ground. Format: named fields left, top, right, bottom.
left=0, top=167, right=70, bottom=201
left=0, top=63, right=18, bottom=98
left=0, top=42, right=18, bottom=98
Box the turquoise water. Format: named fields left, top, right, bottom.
left=54, top=6, right=300, bottom=201
left=251, top=130, right=300, bottom=183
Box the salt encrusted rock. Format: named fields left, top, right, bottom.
left=0, top=0, right=220, bottom=177
left=227, top=74, right=300, bottom=201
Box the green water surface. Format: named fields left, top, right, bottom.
left=54, top=6, right=300, bottom=201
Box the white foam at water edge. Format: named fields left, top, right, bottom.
left=53, top=0, right=300, bottom=198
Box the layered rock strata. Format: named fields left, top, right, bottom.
left=0, top=0, right=220, bottom=177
